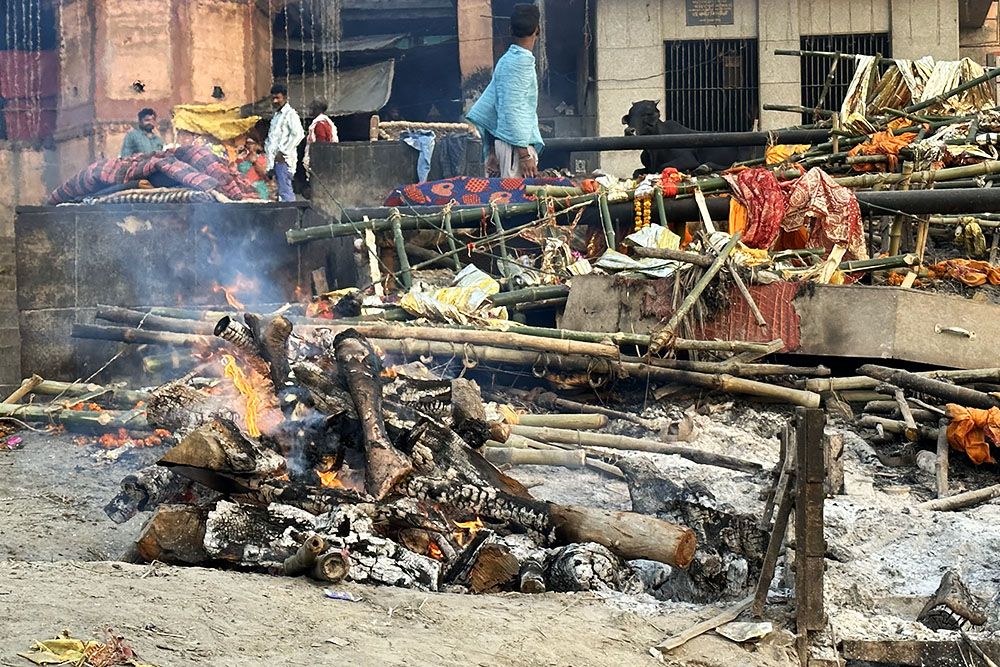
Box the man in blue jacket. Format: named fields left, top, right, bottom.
left=466, top=3, right=543, bottom=178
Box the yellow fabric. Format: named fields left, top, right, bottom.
left=946, top=403, right=1000, bottom=464
left=765, top=144, right=811, bottom=165
left=956, top=221, right=988, bottom=258
left=172, top=103, right=261, bottom=141
left=728, top=198, right=748, bottom=236
left=18, top=632, right=157, bottom=667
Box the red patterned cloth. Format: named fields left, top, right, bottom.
left=383, top=176, right=573, bottom=207
left=783, top=167, right=868, bottom=261
left=722, top=168, right=787, bottom=249
left=48, top=145, right=258, bottom=204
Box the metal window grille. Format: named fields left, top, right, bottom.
left=664, top=38, right=759, bottom=133
left=799, top=33, right=891, bottom=122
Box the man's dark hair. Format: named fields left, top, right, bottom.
left=310, top=98, right=328, bottom=114
left=138, top=108, right=156, bottom=121
left=510, top=3, right=540, bottom=38
left=270, top=84, right=288, bottom=96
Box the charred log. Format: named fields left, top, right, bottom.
left=104, top=465, right=212, bottom=524
left=135, top=504, right=210, bottom=564
left=546, top=542, right=643, bottom=594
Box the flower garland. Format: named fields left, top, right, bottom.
left=633, top=195, right=652, bottom=231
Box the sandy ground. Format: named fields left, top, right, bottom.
left=0, top=432, right=798, bottom=667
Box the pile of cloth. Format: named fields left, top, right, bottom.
left=384, top=175, right=574, bottom=207
left=48, top=145, right=260, bottom=205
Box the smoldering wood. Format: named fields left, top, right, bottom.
left=619, top=458, right=769, bottom=602
left=333, top=331, right=413, bottom=500
left=158, top=418, right=286, bottom=476
left=28, top=380, right=150, bottom=407
left=135, top=504, right=210, bottom=565
left=146, top=380, right=238, bottom=436
left=105, top=465, right=210, bottom=524
left=546, top=542, right=642, bottom=594
left=858, top=365, right=1000, bottom=409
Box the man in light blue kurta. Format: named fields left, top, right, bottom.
left=466, top=4, right=543, bottom=178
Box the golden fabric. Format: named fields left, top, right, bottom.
left=946, top=403, right=1000, bottom=465
left=172, top=103, right=261, bottom=141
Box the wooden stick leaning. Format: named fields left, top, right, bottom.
left=918, top=484, right=1000, bottom=512
left=935, top=418, right=949, bottom=499
left=655, top=596, right=754, bottom=653
left=3, top=375, right=43, bottom=404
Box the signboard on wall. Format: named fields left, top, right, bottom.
left=685, top=0, right=734, bottom=26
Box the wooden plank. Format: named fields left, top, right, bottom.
left=654, top=596, right=753, bottom=652
left=841, top=639, right=1000, bottom=666
left=795, top=407, right=826, bottom=632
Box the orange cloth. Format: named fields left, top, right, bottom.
left=946, top=404, right=1000, bottom=464
left=765, top=144, right=811, bottom=165
left=773, top=227, right=810, bottom=252
left=847, top=119, right=917, bottom=172
left=728, top=198, right=748, bottom=235
left=930, top=259, right=1000, bottom=287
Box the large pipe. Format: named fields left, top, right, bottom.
left=543, top=129, right=831, bottom=152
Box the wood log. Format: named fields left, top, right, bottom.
left=859, top=415, right=939, bottom=440
left=511, top=413, right=609, bottom=429
left=333, top=331, right=413, bottom=500
left=3, top=374, right=42, bottom=404
left=283, top=534, right=327, bottom=576
left=135, top=504, right=210, bottom=564
left=467, top=543, right=521, bottom=593
left=509, top=424, right=762, bottom=473
left=105, top=465, right=205, bottom=524
left=159, top=418, right=286, bottom=476
left=861, top=400, right=939, bottom=422
left=313, top=550, right=351, bottom=583
left=632, top=246, right=714, bottom=267
left=548, top=504, right=696, bottom=569
left=482, top=446, right=586, bottom=468
left=546, top=542, right=642, bottom=593
left=647, top=357, right=830, bottom=378
left=858, top=364, right=1000, bottom=410
left=918, top=484, right=1000, bottom=511
left=512, top=297, right=567, bottom=312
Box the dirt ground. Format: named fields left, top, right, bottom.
left=0, top=432, right=798, bottom=667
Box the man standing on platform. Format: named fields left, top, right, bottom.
left=303, top=98, right=338, bottom=177
left=264, top=84, right=305, bottom=202
left=466, top=3, right=543, bottom=179
left=120, top=108, right=164, bottom=157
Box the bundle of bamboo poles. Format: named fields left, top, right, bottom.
left=74, top=306, right=826, bottom=408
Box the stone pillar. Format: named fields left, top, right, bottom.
left=758, top=0, right=801, bottom=130
left=891, top=0, right=960, bottom=61
left=595, top=0, right=664, bottom=176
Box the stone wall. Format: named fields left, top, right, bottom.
left=0, top=145, right=59, bottom=388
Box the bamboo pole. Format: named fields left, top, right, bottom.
left=482, top=447, right=587, bottom=468
left=500, top=387, right=653, bottom=427
left=29, top=380, right=149, bottom=406
left=646, top=357, right=830, bottom=378
left=889, top=162, right=913, bottom=256
left=935, top=418, right=949, bottom=499
left=512, top=413, right=609, bottom=429
left=661, top=233, right=742, bottom=338
left=598, top=193, right=615, bottom=250
left=512, top=297, right=567, bottom=312
left=0, top=403, right=146, bottom=432
left=509, top=424, right=762, bottom=472
left=859, top=415, right=939, bottom=440
left=488, top=285, right=570, bottom=307
left=442, top=207, right=461, bottom=270
left=96, top=305, right=215, bottom=334
left=805, top=368, right=1000, bottom=393
left=485, top=435, right=625, bottom=478
left=894, top=389, right=920, bottom=442
left=654, top=187, right=668, bottom=227
left=904, top=66, right=1000, bottom=114
left=3, top=375, right=43, bottom=404
left=858, top=364, right=1000, bottom=410
left=72, top=324, right=217, bottom=348
left=836, top=160, right=1000, bottom=190
left=390, top=212, right=412, bottom=290
left=918, top=484, right=1000, bottom=511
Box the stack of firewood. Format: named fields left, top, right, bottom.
left=104, top=311, right=706, bottom=594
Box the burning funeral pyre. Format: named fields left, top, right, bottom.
left=104, top=312, right=701, bottom=595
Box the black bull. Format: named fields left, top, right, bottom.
left=622, top=100, right=742, bottom=175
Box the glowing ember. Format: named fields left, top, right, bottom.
left=222, top=354, right=262, bottom=437
left=315, top=455, right=344, bottom=488
left=428, top=543, right=444, bottom=560
left=74, top=427, right=171, bottom=449
left=453, top=517, right=484, bottom=546
left=212, top=272, right=257, bottom=310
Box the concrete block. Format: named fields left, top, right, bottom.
left=18, top=308, right=80, bottom=380
left=15, top=209, right=77, bottom=310
left=625, top=0, right=662, bottom=46
left=891, top=0, right=959, bottom=60
left=758, top=0, right=800, bottom=42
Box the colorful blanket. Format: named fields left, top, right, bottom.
left=48, top=145, right=260, bottom=204
left=383, top=176, right=574, bottom=207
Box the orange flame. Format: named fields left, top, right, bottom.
left=316, top=455, right=344, bottom=488
left=453, top=517, right=484, bottom=547
left=428, top=543, right=444, bottom=560
left=222, top=354, right=262, bottom=437
left=212, top=272, right=257, bottom=310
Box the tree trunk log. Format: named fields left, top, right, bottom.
left=104, top=465, right=208, bottom=524
left=918, top=484, right=1000, bottom=511
left=333, top=331, right=413, bottom=500
left=548, top=504, right=696, bottom=569
left=96, top=305, right=215, bottom=334
left=546, top=542, right=642, bottom=593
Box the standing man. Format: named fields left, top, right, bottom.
left=303, top=98, right=338, bottom=177
left=264, top=84, right=305, bottom=202
left=466, top=3, right=543, bottom=178
left=120, top=108, right=164, bottom=157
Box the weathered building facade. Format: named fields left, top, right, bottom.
left=594, top=0, right=993, bottom=175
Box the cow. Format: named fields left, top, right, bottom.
left=622, top=100, right=739, bottom=177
